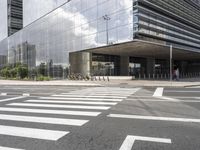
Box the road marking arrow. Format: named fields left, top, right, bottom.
left=119, top=135, right=171, bottom=150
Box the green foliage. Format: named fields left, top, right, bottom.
left=0, top=63, right=52, bottom=81
left=0, top=63, right=28, bottom=79
left=0, top=67, right=10, bottom=78
left=36, top=75, right=51, bottom=81
left=9, top=68, right=17, bottom=78
left=17, top=65, right=28, bottom=79
left=39, top=63, right=46, bottom=76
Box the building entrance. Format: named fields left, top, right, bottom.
left=92, top=53, right=120, bottom=76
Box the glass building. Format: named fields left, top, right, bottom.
left=0, top=0, right=200, bottom=78
left=0, top=0, right=8, bottom=41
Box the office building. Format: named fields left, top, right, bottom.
left=0, top=0, right=23, bottom=41
left=0, top=0, right=200, bottom=78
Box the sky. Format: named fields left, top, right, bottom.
left=23, top=0, right=69, bottom=27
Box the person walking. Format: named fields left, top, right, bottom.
left=175, top=68, right=179, bottom=81
left=172, top=69, right=176, bottom=80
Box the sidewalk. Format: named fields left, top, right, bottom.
left=91, top=78, right=200, bottom=87
left=0, top=80, right=102, bottom=87
left=0, top=79, right=200, bottom=87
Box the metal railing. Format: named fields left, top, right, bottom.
left=134, top=72, right=200, bottom=80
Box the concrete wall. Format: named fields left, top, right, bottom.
left=69, top=52, right=91, bottom=76
left=120, top=56, right=129, bottom=76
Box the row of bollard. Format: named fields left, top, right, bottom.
left=91, top=76, right=110, bottom=82
left=135, top=72, right=200, bottom=80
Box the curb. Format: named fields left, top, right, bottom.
left=184, top=84, right=200, bottom=88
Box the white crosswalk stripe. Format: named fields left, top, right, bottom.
left=153, top=87, right=164, bottom=97
left=7, top=103, right=111, bottom=110
left=1, top=93, right=7, bottom=96
left=52, top=94, right=127, bottom=99
left=0, top=107, right=101, bottom=116
left=0, top=146, right=24, bottom=150
left=0, top=114, right=88, bottom=126
left=0, top=125, right=69, bottom=141
left=0, top=87, right=140, bottom=149
left=39, top=97, right=123, bottom=101
left=26, top=100, right=117, bottom=105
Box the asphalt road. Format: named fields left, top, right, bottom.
left=0, top=85, right=199, bottom=150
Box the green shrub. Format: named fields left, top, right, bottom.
left=43, top=76, right=51, bottom=81
left=36, top=75, right=51, bottom=81
left=17, top=66, right=28, bottom=79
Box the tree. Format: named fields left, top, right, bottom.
left=17, top=64, right=28, bottom=79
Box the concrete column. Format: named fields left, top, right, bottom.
left=69, top=52, right=91, bottom=76
left=120, top=56, right=129, bottom=76
left=146, top=58, right=155, bottom=75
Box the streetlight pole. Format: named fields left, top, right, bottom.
left=103, top=15, right=111, bottom=45
left=170, top=44, right=173, bottom=82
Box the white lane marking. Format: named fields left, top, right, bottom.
left=187, top=86, right=200, bottom=88
left=129, top=96, right=180, bottom=102
left=52, top=94, right=127, bottom=99
left=165, top=90, right=200, bottom=93
left=0, top=114, right=88, bottom=126
left=69, top=92, right=134, bottom=95
left=1, top=93, right=7, bottom=96
left=108, top=114, right=200, bottom=123
left=119, top=135, right=171, bottom=150
left=128, top=96, right=200, bottom=99
left=22, top=93, right=30, bottom=96
left=61, top=93, right=129, bottom=96
left=26, top=100, right=117, bottom=105
left=39, top=97, right=122, bottom=102
left=0, top=96, right=25, bottom=102
left=119, top=136, right=135, bottom=150
left=158, top=96, right=179, bottom=101
left=8, top=103, right=110, bottom=110
left=0, top=146, right=24, bottom=150
left=153, top=87, right=164, bottom=97
left=0, top=107, right=101, bottom=116
left=126, top=99, right=200, bottom=103
left=0, top=125, right=69, bottom=141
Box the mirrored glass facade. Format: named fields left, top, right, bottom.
left=1, top=0, right=200, bottom=78
left=24, top=0, right=72, bottom=27
left=0, top=0, right=133, bottom=78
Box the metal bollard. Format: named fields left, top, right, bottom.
left=107, top=76, right=110, bottom=81
left=99, top=76, right=101, bottom=81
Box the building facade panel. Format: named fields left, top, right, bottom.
left=1, top=0, right=133, bottom=77
left=133, top=0, right=200, bottom=51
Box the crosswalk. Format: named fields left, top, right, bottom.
left=0, top=87, right=138, bottom=149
